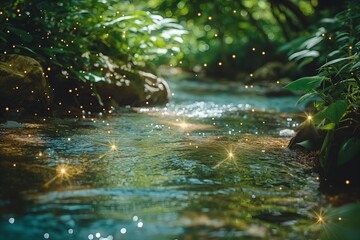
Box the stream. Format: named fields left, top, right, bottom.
left=0, top=78, right=324, bottom=239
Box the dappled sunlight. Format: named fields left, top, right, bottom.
left=162, top=117, right=216, bottom=132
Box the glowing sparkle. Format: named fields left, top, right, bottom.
left=345, top=180, right=350, bottom=185
left=110, top=144, right=117, bottom=151
left=317, top=215, right=324, bottom=224
left=137, top=222, right=144, bottom=228
left=214, top=145, right=239, bottom=169
left=120, top=228, right=127, bottom=234
left=314, top=209, right=326, bottom=225
left=9, top=218, right=15, bottom=224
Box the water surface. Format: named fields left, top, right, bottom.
left=0, top=78, right=323, bottom=239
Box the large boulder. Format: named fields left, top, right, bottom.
left=0, top=54, right=52, bottom=115
left=96, top=69, right=170, bottom=108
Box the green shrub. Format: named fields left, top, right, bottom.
left=0, top=0, right=185, bottom=83
left=284, top=4, right=360, bottom=178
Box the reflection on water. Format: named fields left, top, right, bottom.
left=0, top=78, right=329, bottom=239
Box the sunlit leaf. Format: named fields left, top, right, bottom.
left=321, top=56, right=355, bottom=68
left=289, top=50, right=319, bottom=60
left=296, top=140, right=314, bottom=150
left=301, top=36, right=323, bottom=49
left=320, top=123, right=335, bottom=130
left=104, top=16, right=136, bottom=26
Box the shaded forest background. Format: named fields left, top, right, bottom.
left=0, top=0, right=350, bottom=80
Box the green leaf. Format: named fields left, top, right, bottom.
left=284, top=76, right=325, bottom=92
left=313, top=108, right=326, bottom=125
left=84, top=72, right=105, bottom=82
left=350, top=60, right=360, bottom=71
left=104, top=16, right=136, bottom=26
left=300, top=36, right=323, bottom=49
left=296, top=92, right=320, bottom=105
left=324, top=100, right=347, bottom=124
left=296, top=140, right=314, bottom=150
left=328, top=50, right=341, bottom=57
left=321, top=56, right=354, bottom=68
left=321, top=202, right=360, bottom=240
left=289, top=50, right=319, bottom=61
left=320, top=123, right=336, bottom=130
left=320, top=130, right=334, bottom=168
left=17, top=46, right=38, bottom=55
left=337, top=137, right=360, bottom=166
left=336, top=61, right=353, bottom=76
left=7, top=26, right=33, bottom=42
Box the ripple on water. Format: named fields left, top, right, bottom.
left=0, top=78, right=322, bottom=240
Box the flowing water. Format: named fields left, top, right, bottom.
left=0, top=78, right=324, bottom=239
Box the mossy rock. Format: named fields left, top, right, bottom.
left=0, top=54, right=52, bottom=115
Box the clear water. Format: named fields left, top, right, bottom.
left=0, top=78, right=323, bottom=239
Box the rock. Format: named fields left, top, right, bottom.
left=245, top=61, right=298, bottom=84
left=288, top=119, right=322, bottom=149
left=48, top=72, right=103, bottom=117
left=253, top=62, right=283, bottom=82
left=142, top=71, right=171, bottom=105
left=0, top=54, right=170, bottom=118
left=1, top=120, right=25, bottom=128
left=0, top=54, right=52, bottom=115
left=47, top=65, right=170, bottom=117
left=96, top=69, right=170, bottom=107
left=279, top=129, right=295, bottom=137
